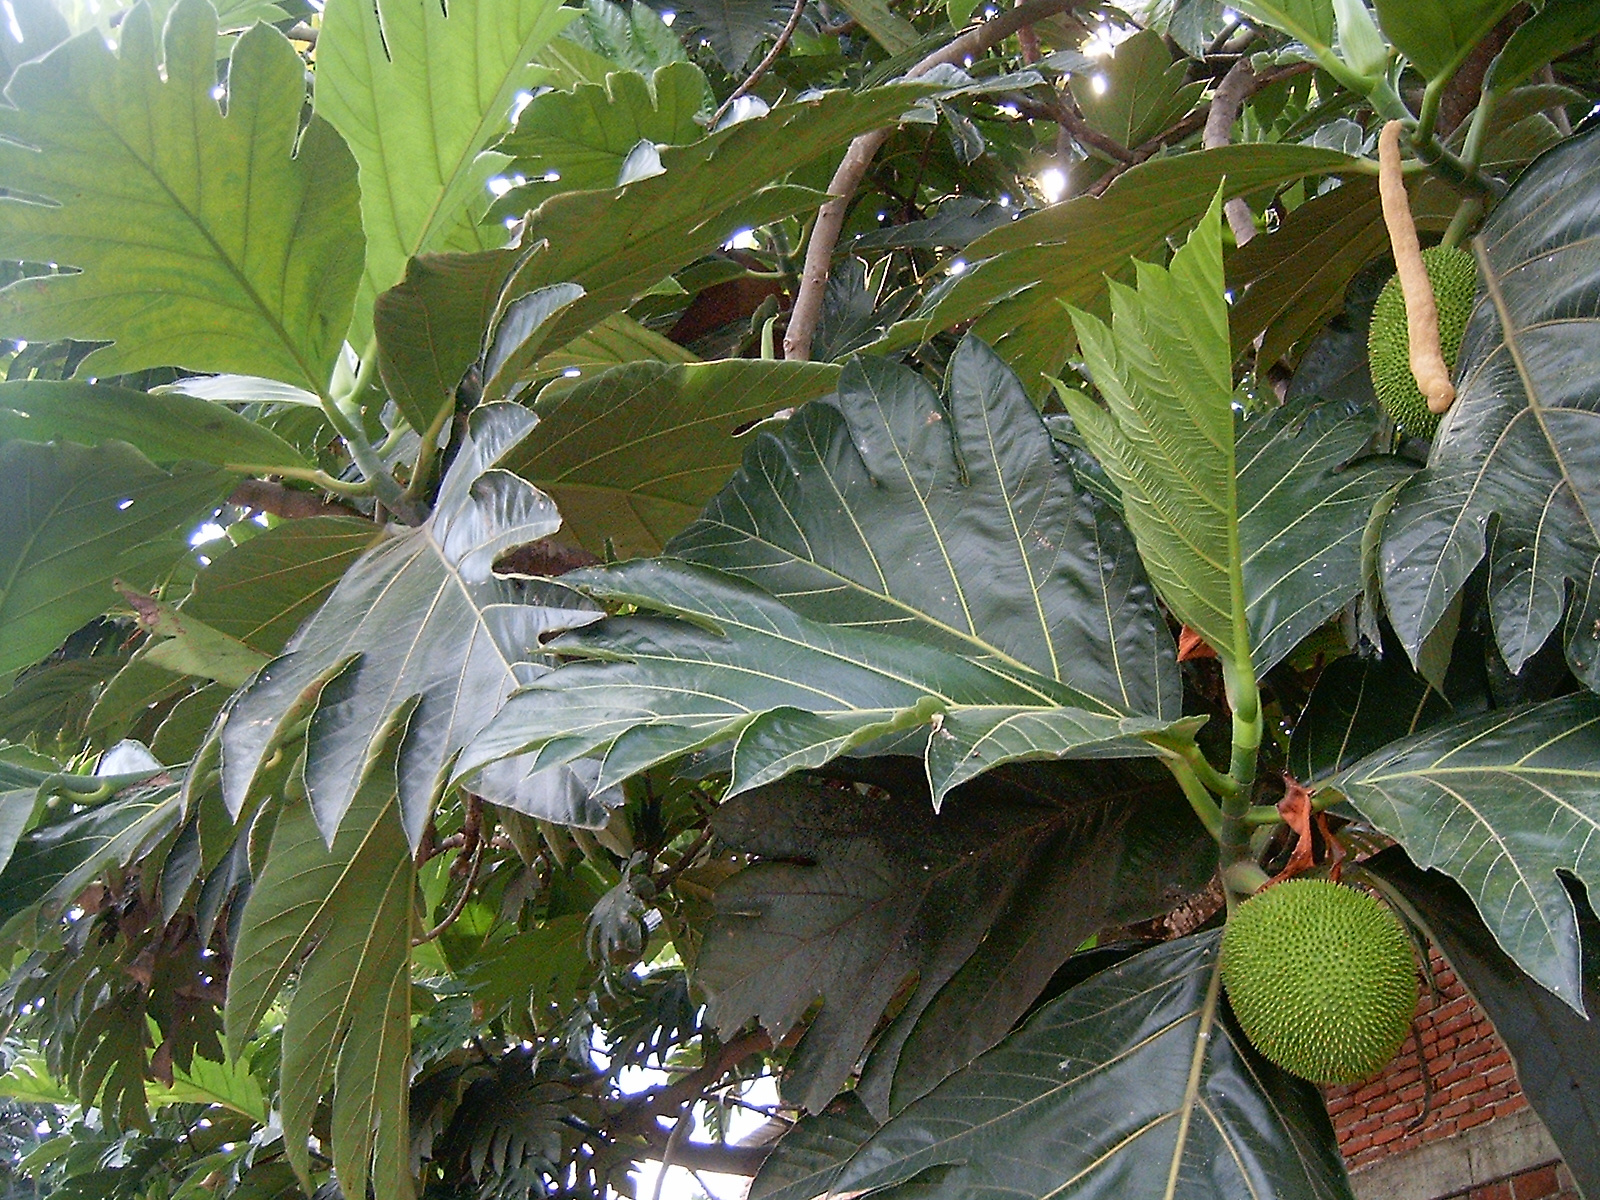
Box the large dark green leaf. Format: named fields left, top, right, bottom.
left=778, top=932, right=1353, bottom=1200
left=0, top=656, right=126, bottom=747
left=696, top=761, right=1215, bottom=1114
left=750, top=1095, right=880, bottom=1200
left=670, top=337, right=1178, bottom=716
left=0, top=784, right=182, bottom=935
left=0, top=440, right=232, bottom=676
left=1486, top=0, right=1600, bottom=93
left=1287, top=651, right=1467, bottom=781
left=459, top=559, right=1184, bottom=806
left=500, top=358, right=841, bottom=557
left=220, top=404, right=594, bottom=844
left=373, top=249, right=519, bottom=438
left=1227, top=179, right=1388, bottom=368
left=672, top=0, right=796, bottom=70
left=0, top=381, right=308, bottom=472
left=493, top=83, right=936, bottom=373
left=1068, top=29, right=1204, bottom=150
left=1326, top=692, right=1600, bottom=1011
left=1237, top=396, right=1417, bottom=675
left=314, top=0, right=573, bottom=348
left=0, top=0, right=364, bottom=393
left=1373, top=0, right=1518, bottom=81
left=1363, top=847, right=1600, bottom=1200
left=496, top=62, right=711, bottom=200
left=1380, top=129, right=1600, bottom=692
left=227, top=739, right=415, bottom=1200
left=877, top=145, right=1362, bottom=390
left=182, top=517, right=382, bottom=655
left=462, top=341, right=1196, bottom=805
left=1061, top=198, right=1252, bottom=670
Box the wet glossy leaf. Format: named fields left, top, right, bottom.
left=1237, top=395, right=1416, bottom=674
left=500, top=358, right=841, bottom=557
left=697, top=760, right=1215, bottom=1113
left=670, top=337, right=1177, bottom=716
left=1327, top=692, right=1600, bottom=1011
left=220, top=404, right=595, bottom=844
left=460, top=558, right=1184, bottom=807
left=1380, top=129, right=1600, bottom=690
left=789, top=933, right=1353, bottom=1200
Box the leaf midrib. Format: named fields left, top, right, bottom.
left=87, top=82, right=327, bottom=395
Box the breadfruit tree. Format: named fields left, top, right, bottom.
left=0, top=0, right=1597, bottom=1196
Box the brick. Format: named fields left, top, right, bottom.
left=1340, top=1134, right=1373, bottom=1156
left=1513, top=1165, right=1562, bottom=1199
left=1474, top=1182, right=1513, bottom=1200
left=1458, top=1107, right=1495, bottom=1131
left=1485, top=1065, right=1516, bottom=1086
left=1353, top=1080, right=1389, bottom=1104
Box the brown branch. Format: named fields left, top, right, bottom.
left=413, top=796, right=486, bottom=946
left=783, top=0, right=1085, bottom=361
left=228, top=478, right=366, bottom=521
left=1202, top=58, right=1259, bottom=246
left=646, top=1138, right=773, bottom=1176
left=638, top=1030, right=773, bottom=1117
left=1086, top=61, right=1313, bottom=198
left=712, top=0, right=809, bottom=127
left=1050, top=94, right=1139, bottom=163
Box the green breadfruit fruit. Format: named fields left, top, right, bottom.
left=1367, top=244, right=1478, bottom=439
left=1221, top=879, right=1417, bottom=1084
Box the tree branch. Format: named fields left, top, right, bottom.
left=1086, top=61, right=1313, bottom=198
left=228, top=478, right=368, bottom=521
left=1202, top=58, right=1259, bottom=246
left=638, top=1136, right=773, bottom=1176
left=712, top=0, right=809, bottom=127
left=783, top=0, right=1084, bottom=361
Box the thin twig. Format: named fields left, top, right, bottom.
left=1086, top=61, right=1313, bottom=198
left=1053, top=94, right=1140, bottom=163
left=783, top=0, right=1084, bottom=361
left=412, top=836, right=484, bottom=945
left=1202, top=58, right=1259, bottom=245
left=712, top=0, right=809, bottom=127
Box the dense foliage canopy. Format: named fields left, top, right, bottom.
left=0, top=0, right=1597, bottom=1196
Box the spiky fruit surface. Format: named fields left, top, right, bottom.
left=1221, top=880, right=1417, bottom=1084
left=1367, top=244, right=1478, bottom=439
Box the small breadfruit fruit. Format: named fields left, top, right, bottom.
left=1367, top=244, right=1478, bottom=439
left=1221, top=879, right=1417, bottom=1084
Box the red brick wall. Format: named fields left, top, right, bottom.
left=1326, top=948, right=1520, bottom=1167
left=1323, top=948, right=1574, bottom=1199
left=1457, top=1161, right=1581, bottom=1200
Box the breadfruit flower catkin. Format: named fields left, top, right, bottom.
left=1375, top=120, right=1462, bottom=426
left=1368, top=244, right=1478, bottom=439
left=1221, top=879, right=1417, bottom=1084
